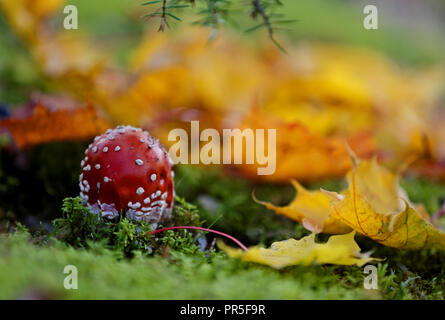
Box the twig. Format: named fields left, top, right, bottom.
left=150, top=226, right=249, bottom=251
left=252, top=0, right=273, bottom=39
left=158, top=0, right=168, bottom=31
left=432, top=201, right=445, bottom=224
left=206, top=237, right=217, bottom=258
left=251, top=0, right=287, bottom=53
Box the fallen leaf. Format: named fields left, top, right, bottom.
left=227, top=109, right=376, bottom=182
left=254, top=180, right=351, bottom=234
left=218, top=231, right=378, bottom=269
left=259, top=151, right=445, bottom=250
left=0, top=103, right=110, bottom=149
left=324, top=156, right=445, bottom=250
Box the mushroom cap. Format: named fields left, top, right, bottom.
left=79, top=125, right=175, bottom=224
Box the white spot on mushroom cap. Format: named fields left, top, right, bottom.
left=150, top=173, right=157, bottom=181
left=115, top=146, right=121, bottom=152
left=151, top=200, right=166, bottom=207
left=139, top=138, right=145, bottom=143
left=136, top=159, right=143, bottom=166
left=136, top=187, right=145, bottom=195
left=103, top=147, right=109, bottom=153
left=143, top=197, right=150, bottom=204
left=95, top=164, right=101, bottom=170
left=83, top=164, right=91, bottom=171
left=92, top=146, right=98, bottom=153
left=104, top=176, right=111, bottom=182
left=128, top=202, right=141, bottom=209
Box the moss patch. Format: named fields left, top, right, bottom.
left=1, top=164, right=445, bottom=300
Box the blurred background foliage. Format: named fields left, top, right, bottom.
left=1, top=0, right=445, bottom=300
left=1, top=0, right=445, bottom=104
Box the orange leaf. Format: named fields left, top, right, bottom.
left=0, top=103, right=110, bottom=149
left=227, top=109, right=375, bottom=182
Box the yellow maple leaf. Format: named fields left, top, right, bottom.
left=218, top=231, right=378, bottom=269
left=259, top=152, right=445, bottom=250
left=254, top=180, right=351, bottom=234
left=324, top=156, right=445, bottom=250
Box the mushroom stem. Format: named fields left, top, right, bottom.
left=149, top=226, right=249, bottom=251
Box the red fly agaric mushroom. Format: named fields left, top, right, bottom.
left=79, top=125, right=175, bottom=224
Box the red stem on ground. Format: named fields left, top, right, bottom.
left=149, top=226, right=249, bottom=251
left=432, top=201, right=445, bottom=224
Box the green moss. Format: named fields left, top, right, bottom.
left=174, top=165, right=306, bottom=246
left=52, top=196, right=208, bottom=257
left=0, top=163, right=445, bottom=299
left=0, top=230, right=373, bottom=299
left=401, top=178, right=445, bottom=215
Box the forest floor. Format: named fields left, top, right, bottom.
left=1, top=0, right=445, bottom=300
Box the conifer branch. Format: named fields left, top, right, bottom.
left=141, top=0, right=294, bottom=51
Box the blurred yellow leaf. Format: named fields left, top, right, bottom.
left=0, top=0, right=63, bottom=41
left=2, top=0, right=445, bottom=182
left=228, top=109, right=376, bottom=182
left=218, top=231, right=378, bottom=269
